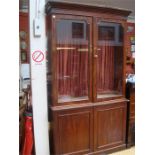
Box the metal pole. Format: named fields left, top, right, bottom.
left=29, top=0, right=50, bottom=154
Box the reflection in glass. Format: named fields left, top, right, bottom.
left=97, top=22, right=124, bottom=98
left=56, top=19, right=89, bottom=103
left=98, top=26, right=115, bottom=41
left=72, top=22, right=84, bottom=39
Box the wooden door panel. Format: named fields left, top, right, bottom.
left=56, top=108, right=93, bottom=154
left=94, top=102, right=126, bottom=151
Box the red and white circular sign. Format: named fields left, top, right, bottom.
left=32, top=50, right=44, bottom=63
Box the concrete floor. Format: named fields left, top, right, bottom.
left=109, top=147, right=135, bottom=155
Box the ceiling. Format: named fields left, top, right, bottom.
left=49, top=0, right=135, bottom=17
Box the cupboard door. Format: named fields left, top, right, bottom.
left=53, top=108, right=93, bottom=155
left=51, top=15, right=92, bottom=105
left=93, top=19, right=125, bottom=100
left=94, top=102, right=126, bottom=151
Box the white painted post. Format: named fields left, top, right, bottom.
left=29, top=0, right=50, bottom=155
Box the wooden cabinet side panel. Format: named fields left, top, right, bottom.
left=126, top=84, right=135, bottom=147
left=130, top=91, right=135, bottom=119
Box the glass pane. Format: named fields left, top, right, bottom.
left=72, top=22, right=84, bottom=38
left=97, top=22, right=124, bottom=98
left=56, top=19, right=89, bottom=103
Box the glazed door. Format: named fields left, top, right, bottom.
left=50, top=15, right=93, bottom=105
left=93, top=18, right=125, bottom=101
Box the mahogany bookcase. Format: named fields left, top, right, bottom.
left=46, top=2, right=131, bottom=154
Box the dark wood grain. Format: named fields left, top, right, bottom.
left=94, top=101, right=127, bottom=151
left=51, top=100, right=127, bottom=155
left=46, top=1, right=131, bottom=17
left=52, top=107, right=93, bottom=155
left=46, top=2, right=130, bottom=154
